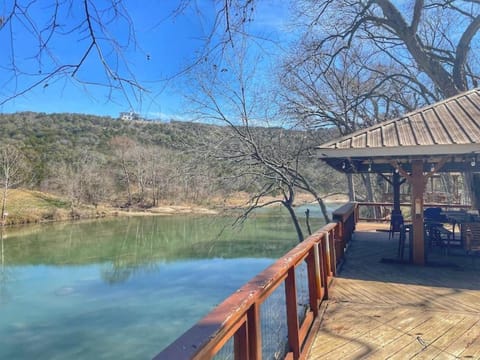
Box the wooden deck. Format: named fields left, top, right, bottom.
left=307, top=222, right=480, bottom=360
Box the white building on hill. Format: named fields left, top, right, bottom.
left=119, top=111, right=140, bottom=121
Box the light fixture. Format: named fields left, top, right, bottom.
left=471, top=157, right=476, bottom=167
left=430, top=163, right=435, bottom=172
left=368, top=160, right=372, bottom=172
left=342, top=161, right=346, bottom=170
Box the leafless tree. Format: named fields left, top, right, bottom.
left=189, top=33, right=332, bottom=242
left=110, top=136, right=136, bottom=206
left=130, top=144, right=177, bottom=207
left=278, top=1, right=480, bottom=205
left=281, top=47, right=405, bottom=202
left=0, top=0, right=261, bottom=107
left=281, top=46, right=420, bottom=134
left=54, top=151, right=110, bottom=214
left=81, top=157, right=112, bottom=209
left=295, top=0, right=480, bottom=99
left=0, top=0, right=147, bottom=106
left=0, top=144, right=28, bottom=225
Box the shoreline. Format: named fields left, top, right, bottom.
left=2, top=190, right=349, bottom=228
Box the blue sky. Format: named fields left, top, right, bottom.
left=0, top=0, right=294, bottom=120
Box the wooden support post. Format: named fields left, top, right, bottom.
left=306, top=249, right=320, bottom=315
left=327, top=231, right=336, bottom=276
left=411, top=160, right=425, bottom=265
left=319, top=237, right=329, bottom=299
left=234, top=322, right=248, bottom=360
left=246, top=304, right=261, bottom=360
left=285, top=268, right=300, bottom=359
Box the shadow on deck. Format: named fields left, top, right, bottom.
left=308, top=222, right=480, bottom=360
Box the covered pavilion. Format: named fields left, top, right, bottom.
left=317, top=88, right=480, bottom=265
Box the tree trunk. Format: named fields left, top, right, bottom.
left=283, top=201, right=304, bottom=243
left=347, top=173, right=355, bottom=201
left=121, top=159, right=132, bottom=206
left=1, top=176, right=8, bottom=226
left=362, top=173, right=379, bottom=218
left=1, top=227, right=4, bottom=267
left=314, top=195, right=331, bottom=224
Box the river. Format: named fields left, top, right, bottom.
left=0, top=205, right=332, bottom=359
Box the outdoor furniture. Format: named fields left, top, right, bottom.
left=423, top=208, right=454, bottom=254
left=389, top=213, right=404, bottom=240
left=317, top=88, right=480, bottom=265
left=424, top=220, right=453, bottom=253
left=442, top=210, right=479, bottom=248
left=397, top=223, right=412, bottom=261
left=424, top=207, right=447, bottom=223
left=462, top=222, right=480, bottom=258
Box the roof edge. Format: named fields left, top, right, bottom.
left=316, top=88, right=480, bottom=149
left=317, top=144, right=480, bottom=159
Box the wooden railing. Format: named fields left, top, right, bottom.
left=356, top=202, right=471, bottom=222
left=154, top=204, right=357, bottom=360
left=332, top=202, right=357, bottom=262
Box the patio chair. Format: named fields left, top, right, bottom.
left=424, top=207, right=447, bottom=223
left=389, top=213, right=404, bottom=240
left=462, top=223, right=480, bottom=259
left=424, top=207, right=452, bottom=253
left=397, top=223, right=412, bottom=261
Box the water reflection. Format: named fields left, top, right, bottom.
left=3, top=214, right=301, bottom=263
left=1, top=228, right=6, bottom=302
left=0, top=211, right=324, bottom=359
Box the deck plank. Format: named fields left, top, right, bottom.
left=307, top=223, right=480, bottom=360
left=431, top=317, right=480, bottom=359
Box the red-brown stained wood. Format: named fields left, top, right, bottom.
left=234, top=322, right=248, bottom=360
left=411, top=159, right=426, bottom=265
left=307, top=249, right=321, bottom=315
left=155, top=206, right=357, bottom=360
left=246, top=304, right=261, bottom=360
left=154, top=220, right=352, bottom=359
left=285, top=268, right=300, bottom=359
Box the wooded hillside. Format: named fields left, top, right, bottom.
left=0, top=112, right=344, bottom=222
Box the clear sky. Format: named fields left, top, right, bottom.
left=0, top=0, right=294, bottom=120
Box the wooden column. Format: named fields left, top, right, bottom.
left=392, top=172, right=401, bottom=215
left=411, top=160, right=425, bottom=265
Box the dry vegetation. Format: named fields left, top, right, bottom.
left=0, top=112, right=346, bottom=226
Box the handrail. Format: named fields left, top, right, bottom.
left=154, top=203, right=357, bottom=360
left=332, top=202, right=357, bottom=252
left=357, top=201, right=471, bottom=208
left=356, top=201, right=471, bottom=222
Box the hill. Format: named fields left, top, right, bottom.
left=0, top=112, right=344, bottom=224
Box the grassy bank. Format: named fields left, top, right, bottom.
left=0, top=189, right=110, bottom=225
left=1, top=189, right=221, bottom=226
left=1, top=189, right=347, bottom=227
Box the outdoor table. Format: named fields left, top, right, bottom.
left=441, top=211, right=480, bottom=249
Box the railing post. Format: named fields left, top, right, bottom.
left=324, top=231, right=336, bottom=277
left=319, top=236, right=329, bottom=300
left=246, top=304, right=261, bottom=360
left=329, top=230, right=337, bottom=276
left=155, top=219, right=351, bottom=360
left=334, top=225, right=344, bottom=265
left=354, top=202, right=359, bottom=224
left=234, top=322, right=248, bottom=360
left=285, top=268, right=300, bottom=359
left=306, top=247, right=320, bottom=315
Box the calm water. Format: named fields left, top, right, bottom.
left=0, top=206, right=329, bottom=359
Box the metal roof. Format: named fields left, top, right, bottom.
left=317, top=88, right=480, bottom=173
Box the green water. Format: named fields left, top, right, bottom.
left=0, top=207, right=328, bottom=359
